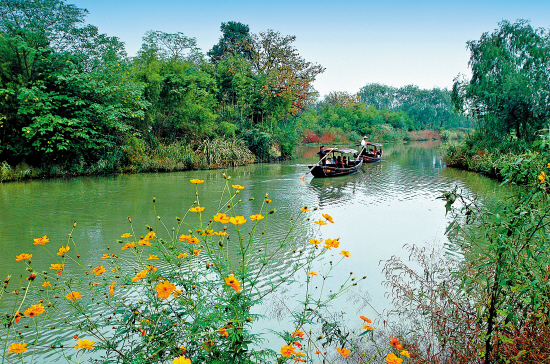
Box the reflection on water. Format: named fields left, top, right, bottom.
left=0, top=141, right=505, bottom=356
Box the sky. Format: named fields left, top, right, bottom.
left=70, top=0, right=550, bottom=98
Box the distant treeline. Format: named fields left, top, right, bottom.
left=0, top=0, right=470, bottom=180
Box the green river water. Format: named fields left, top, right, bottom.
left=0, top=141, right=504, bottom=360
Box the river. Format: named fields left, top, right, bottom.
left=0, top=141, right=503, bottom=359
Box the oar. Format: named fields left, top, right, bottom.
left=299, top=151, right=331, bottom=181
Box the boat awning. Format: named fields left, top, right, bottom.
left=331, top=148, right=358, bottom=154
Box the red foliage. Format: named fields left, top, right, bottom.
left=319, top=132, right=335, bottom=143
left=302, top=130, right=320, bottom=143
left=498, top=312, right=550, bottom=363
left=408, top=130, right=442, bottom=141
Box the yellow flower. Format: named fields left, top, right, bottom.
left=193, top=249, right=201, bottom=255
left=291, top=329, right=305, bottom=338
left=547, top=162, right=550, bottom=169
left=190, top=179, right=204, bottom=184
left=400, top=350, right=410, bottom=358
left=15, top=253, right=32, bottom=261
left=386, top=352, right=403, bottom=364
left=109, top=281, right=115, bottom=296
left=8, top=342, right=27, bottom=353
left=120, top=233, right=133, bottom=238
left=156, top=280, right=176, bottom=299
left=307, top=271, right=318, bottom=276
left=265, top=198, right=272, bottom=203
left=173, top=356, right=191, bottom=364
left=144, top=231, right=156, bottom=240
left=539, top=171, right=546, bottom=184
left=314, top=220, right=327, bottom=225
left=280, top=344, right=296, bottom=357
left=301, top=206, right=310, bottom=211
left=132, top=269, right=149, bottom=282
left=229, top=216, right=247, bottom=225
left=189, top=206, right=205, bottom=213
left=250, top=214, right=264, bottom=221
left=322, top=213, right=334, bottom=223
left=49, top=263, right=64, bottom=272
left=232, top=184, right=245, bottom=189
left=138, top=239, right=151, bottom=246
left=324, top=238, right=340, bottom=250
left=74, top=338, right=95, bottom=350
left=219, top=327, right=229, bottom=337
left=42, top=281, right=52, bottom=287
left=340, top=250, right=350, bottom=257
left=224, top=274, right=242, bottom=292
left=214, top=231, right=227, bottom=236
left=362, top=324, right=374, bottom=330
left=146, top=265, right=158, bottom=273
left=147, top=254, right=159, bottom=260
left=101, top=254, right=110, bottom=259
left=24, top=304, right=45, bottom=318
left=33, top=235, right=49, bottom=245
left=336, top=348, right=351, bottom=357
left=66, top=291, right=82, bottom=301
left=202, top=229, right=214, bottom=236
left=57, top=245, right=70, bottom=256
left=121, top=242, right=136, bottom=250
left=177, top=253, right=188, bottom=258
left=309, top=238, right=322, bottom=245
left=213, top=212, right=231, bottom=224
left=92, top=265, right=106, bottom=275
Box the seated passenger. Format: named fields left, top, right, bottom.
left=336, top=156, right=343, bottom=168
left=342, top=156, right=348, bottom=167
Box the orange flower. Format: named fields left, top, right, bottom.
left=101, top=254, right=110, bottom=259
left=24, top=304, right=45, bottom=318
left=340, top=250, right=350, bottom=257
left=132, top=269, right=148, bottom=282
left=49, top=263, right=64, bottom=272
left=202, top=229, right=214, bottom=236
left=146, top=265, right=158, bottom=273
left=232, top=184, right=245, bottom=189
left=147, top=254, right=159, bottom=260
left=224, top=274, right=242, bottom=292
left=309, top=238, right=322, bottom=245
left=8, top=342, right=27, bottom=353
left=42, top=281, right=52, bottom=287
left=121, top=233, right=133, bottom=238
left=315, top=350, right=321, bottom=354
left=74, top=338, right=95, bottom=349
left=33, top=235, right=49, bottom=245
left=219, top=327, right=229, bottom=337
left=192, top=249, right=201, bottom=255
left=109, top=281, right=115, bottom=296
left=15, top=253, right=32, bottom=261
left=144, top=231, right=156, bottom=240
left=177, top=253, right=188, bottom=258
left=229, top=216, right=247, bottom=225
left=250, top=214, right=264, bottom=221
left=14, top=311, right=21, bottom=323
left=156, top=280, right=176, bottom=299
left=189, top=206, right=205, bottom=213
left=121, top=242, right=136, bottom=250
left=539, top=171, right=546, bottom=184
left=214, top=231, right=227, bottom=236
left=324, top=238, right=340, bottom=250
left=322, top=213, right=334, bottom=223
left=291, top=329, right=304, bottom=338
left=190, top=179, right=204, bottom=184
left=360, top=315, right=372, bottom=323
left=213, top=213, right=231, bottom=224
left=301, top=206, right=310, bottom=211
left=138, top=240, right=151, bottom=246
left=336, top=347, right=350, bottom=357
left=390, top=336, right=403, bottom=350
left=280, top=344, right=297, bottom=357
left=265, top=198, right=272, bottom=203
left=314, top=220, right=327, bottom=226
left=307, top=271, right=318, bottom=276
left=400, top=350, right=410, bottom=358
left=92, top=265, right=106, bottom=275
left=57, top=245, right=70, bottom=256
left=362, top=324, right=374, bottom=330
left=386, top=352, right=403, bottom=364
left=66, top=291, right=82, bottom=301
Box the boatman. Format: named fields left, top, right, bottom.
left=318, top=146, right=337, bottom=166
left=360, top=137, right=368, bottom=155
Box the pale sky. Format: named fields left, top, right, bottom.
left=70, top=0, right=550, bottom=98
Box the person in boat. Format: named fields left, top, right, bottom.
left=360, top=137, right=368, bottom=155
left=318, top=146, right=328, bottom=166
left=342, top=156, right=348, bottom=167
left=336, top=156, right=343, bottom=168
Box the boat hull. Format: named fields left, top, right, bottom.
left=308, top=159, right=363, bottom=178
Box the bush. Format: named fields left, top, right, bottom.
left=240, top=129, right=274, bottom=162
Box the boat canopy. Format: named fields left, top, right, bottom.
left=330, top=148, right=358, bottom=154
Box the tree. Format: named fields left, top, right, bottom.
left=137, top=31, right=201, bottom=64
left=208, top=21, right=252, bottom=65
left=452, top=20, right=550, bottom=140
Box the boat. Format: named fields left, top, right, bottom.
left=308, top=148, right=363, bottom=178
left=358, top=142, right=383, bottom=163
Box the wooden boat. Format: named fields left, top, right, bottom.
left=358, top=142, right=383, bottom=163
left=308, top=148, right=363, bottom=178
